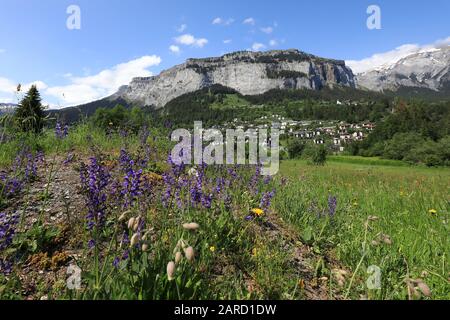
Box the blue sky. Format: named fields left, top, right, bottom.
left=0, top=0, right=449, bottom=107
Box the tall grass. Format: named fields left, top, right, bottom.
left=275, top=160, right=449, bottom=299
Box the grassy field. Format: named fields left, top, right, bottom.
left=0, top=125, right=449, bottom=300
left=276, top=160, right=449, bottom=299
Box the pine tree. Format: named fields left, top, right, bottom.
left=14, top=85, right=46, bottom=133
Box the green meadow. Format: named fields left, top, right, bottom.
left=276, top=159, right=449, bottom=299
left=0, top=122, right=449, bottom=300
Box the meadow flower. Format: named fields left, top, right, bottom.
left=79, top=157, right=110, bottom=232
left=142, top=230, right=151, bottom=241
left=121, top=157, right=143, bottom=208
left=132, top=216, right=142, bottom=232
left=188, top=167, right=198, bottom=177
left=260, top=190, right=275, bottom=210
left=0, top=259, right=13, bottom=275
left=0, top=212, right=18, bottom=251
left=428, top=209, right=437, bottom=215
left=407, top=278, right=432, bottom=298
left=55, top=122, right=69, bottom=139
left=120, top=231, right=130, bottom=249
left=130, top=233, right=140, bottom=247
left=175, top=251, right=183, bottom=264
left=185, top=246, right=195, bottom=261
left=177, top=239, right=187, bottom=250
left=182, top=223, right=200, bottom=231
left=251, top=208, right=264, bottom=217
left=416, top=280, right=432, bottom=297
left=127, top=217, right=136, bottom=230
left=88, top=239, right=96, bottom=249
left=167, top=261, right=176, bottom=281
left=118, top=211, right=130, bottom=222
left=112, top=257, right=120, bottom=268
left=209, top=246, right=216, bottom=253
left=328, top=195, right=337, bottom=217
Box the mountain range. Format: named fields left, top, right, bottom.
left=52, top=47, right=450, bottom=120
left=356, top=46, right=450, bottom=94
left=0, top=103, right=17, bottom=116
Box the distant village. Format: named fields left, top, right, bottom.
left=217, top=112, right=376, bottom=153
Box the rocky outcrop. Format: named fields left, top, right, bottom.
left=110, top=49, right=356, bottom=108
left=356, top=46, right=450, bottom=92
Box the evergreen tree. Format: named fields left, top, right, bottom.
left=14, top=85, right=46, bottom=133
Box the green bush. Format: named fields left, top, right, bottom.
left=92, top=105, right=146, bottom=132
left=303, top=144, right=327, bottom=165
left=287, top=139, right=305, bottom=159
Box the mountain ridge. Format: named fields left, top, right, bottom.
left=108, top=49, right=356, bottom=108
left=356, top=46, right=450, bottom=93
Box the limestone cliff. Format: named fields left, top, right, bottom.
left=111, top=49, right=356, bottom=108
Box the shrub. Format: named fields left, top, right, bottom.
left=303, top=144, right=327, bottom=165
left=287, top=139, right=305, bottom=159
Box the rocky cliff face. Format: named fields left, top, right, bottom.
left=356, top=46, right=450, bottom=92
left=111, top=49, right=356, bottom=108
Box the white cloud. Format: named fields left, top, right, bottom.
left=1, top=55, right=161, bottom=107
left=251, top=43, right=266, bottom=51
left=169, top=45, right=181, bottom=54
left=0, top=77, right=47, bottom=95
left=223, top=39, right=232, bottom=44
left=346, top=36, right=450, bottom=74
left=269, top=39, right=278, bottom=47
left=243, top=17, right=255, bottom=26
left=261, top=26, right=274, bottom=34
left=212, top=17, right=234, bottom=26
left=175, top=34, right=208, bottom=48
left=177, top=24, right=187, bottom=33
left=0, top=77, right=17, bottom=94
left=212, top=17, right=223, bottom=25
left=46, top=55, right=161, bottom=106
left=0, top=96, right=13, bottom=103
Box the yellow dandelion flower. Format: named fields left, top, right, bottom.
left=251, top=208, right=264, bottom=217
left=209, top=246, right=216, bottom=253
left=428, top=209, right=437, bottom=215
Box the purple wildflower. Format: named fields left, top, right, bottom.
left=0, top=212, right=18, bottom=251
left=328, top=195, right=337, bottom=217
left=0, top=259, right=13, bottom=275
left=112, top=257, right=120, bottom=268
left=121, top=159, right=143, bottom=208
left=87, top=239, right=96, bottom=249
left=260, top=190, right=276, bottom=210
left=55, top=122, right=68, bottom=139
left=80, top=157, right=110, bottom=233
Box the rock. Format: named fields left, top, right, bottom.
left=356, top=46, right=450, bottom=93
left=109, top=49, right=356, bottom=109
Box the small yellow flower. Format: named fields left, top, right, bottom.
left=209, top=246, right=216, bottom=253
left=252, top=248, right=258, bottom=257
left=251, top=208, right=264, bottom=217
left=428, top=209, right=437, bottom=215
